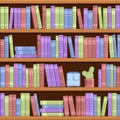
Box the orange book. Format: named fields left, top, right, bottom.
left=104, top=34, right=108, bottom=58
left=20, top=8, right=26, bottom=29
left=37, top=35, right=41, bottom=58
left=63, top=96, right=69, bottom=116
left=12, top=94, right=16, bottom=116
left=40, top=64, right=45, bottom=87
left=5, top=65, right=10, bottom=87
left=76, top=96, right=80, bottom=116
left=93, top=5, right=98, bottom=29
left=28, top=68, right=33, bottom=87
left=42, top=5, right=46, bottom=29
left=77, top=8, right=83, bottom=29
left=102, top=64, right=106, bottom=87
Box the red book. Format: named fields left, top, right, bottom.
left=58, top=66, right=65, bottom=87
left=1, top=39, right=4, bottom=58
left=28, top=68, right=33, bottom=87
left=77, top=8, right=83, bottom=29
left=102, top=64, right=106, bottom=87
left=63, top=96, right=69, bottom=116
left=93, top=5, right=98, bottom=29
left=117, top=67, right=120, bottom=87
left=92, top=37, right=96, bottom=58
left=37, top=35, right=41, bottom=58
left=68, top=96, right=75, bottom=116
left=42, top=5, right=46, bottom=29
left=84, top=37, right=88, bottom=58
left=81, top=96, right=85, bottom=116
left=5, top=65, right=10, bottom=87
left=40, top=64, right=45, bottom=87
left=104, top=34, right=108, bottom=58
left=31, top=5, right=38, bottom=29
left=20, top=8, right=26, bottom=29
left=30, top=96, right=37, bottom=116
left=12, top=94, right=16, bottom=116
left=9, top=94, right=13, bottom=116
left=89, top=37, right=92, bottom=58
left=76, top=96, right=80, bottom=116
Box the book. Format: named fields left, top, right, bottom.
left=41, top=113, right=64, bottom=116
left=5, top=96, right=9, bottom=116
left=93, top=5, right=98, bottom=29
left=9, top=35, right=14, bottom=58
left=9, top=8, right=14, bottom=29
left=112, top=8, right=115, bottom=29
left=46, top=8, right=50, bottom=29
left=84, top=8, right=88, bottom=29
left=108, top=93, right=112, bottom=116
left=103, top=8, right=108, bottom=29
left=77, top=8, right=83, bottom=29
left=112, top=93, right=117, bottom=116
left=97, top=96, right=101, bottom=116
left=109, top=35, right=114, bottom=58
left=40, top=109, right=63, bottom=113
left=115, top=5, right=120, bottom=29
left=40, top=100, right=63, bottom=105
left=108, top=6, right=112, bottom=29
left=98, top=6, right=103, bottom=29
left=72, top=6, right=76, bottom=29
left=26, top=6, right=31, bottom=29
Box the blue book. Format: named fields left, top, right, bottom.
left=18, top=64, right=22, bottom=87
left=117, top=94, right=120, bottom=116
left=34, top=93, right=40, bottom=116
left=117, top=35, right=120, bottom=58
left=114, top=65, right=116, bottom=87
left=15, top=46, right=36, bottom=51
left=88, top=10, right=93, bottom=29
left=1, top=67, right=5, bottom=87
left=42, top=105, right=64, bottom=109
left=113, top=35, right=117, bottom=58
left=15, top=51, right=36, bottom=55
left=26, top=6, right=31, bottom=29
left=99, top=38, right=104, bottom=58
left=64, top=9, right=69, bottom=29
left=93, top=94, right=97, bottom=116
left=4, top=36, right=9, bottom=58
left=51, top=40, right=56, bottom=58
left=16, top=98, right=20, bottom=116
left=106, top=64, right=111, bottom=87
left=68, top=9, right=72, bottom=29
left=68, top=36, right=75, bottom=58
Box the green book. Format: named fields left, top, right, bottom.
left=103, top=8, right=107, bottom=29
left=98, top=6, right=103, bottom=29
left=35, top=5, right=42, bottom=29
left=101, top=96, right=108, bottom=116
left=25, top=93, right=30, bottom=116
left=97, top=96, right=101, bottom=116
left=59, top=7, right=64, bottom=29
left=112, top=8, right=115, bottom=29
left=4, top=6, right=9, bottom=29
left=55, top=7, right=60, bottom=29
left=9, top=35, right=14, bottom=58
left=46, top=8, right=50, bottom=29
left=0, top=7, right=4, bottom=29
left=10, top=66, right=14, bottom=87
left=26, top=68, right=28, bottom=87
left=5, top=95, right=9, bottom=116
left=109, top=36, right=114, bottom=58
left=72, top=6, right=76, bottom=29
left=33, top=64, right=37, bottom=87
left=78, top=35, right=84, bottom=58
left=112, top=93, right=117, bottom=116
left=56, top=35, right=58, bottom=58
left=36, top=64, right=40, bottom=87
left=40, top=100, right=63, bottom=105
left=41, top=113, right=64, bottom=116
left=110, top=64, right=114, bottom=87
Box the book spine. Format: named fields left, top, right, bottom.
left=9, top=35, right=14, bottom=58
left=17, top=8, right=20, bottom=29
left=42, top=5, right=46, bottom=29
left=22, top=65, right=26, bottom=87
left=113, top=35, right=117, bottom=58
left=4, top=6, right=9, bottom=29
left=63, top=36, right=67, bottom=58
left=40, top=64, right=45, bottom=87
left=75, top=36, right=78, bottom=58
left=40, top=108, right=63, bottom=113
left=93, top=94, right=97, bottom=116
left=112, top=93, right=117, bottom=116
left=72, top=6, right=76, bottom=29
left=14, top=8, right=18, bottom=29
left=1, top=93, right=5, bottom=116
left=51, top=6, right=55, bottom=29
left=9, top=8, right=14, bottom=29
left=98, top=6, right=103, bottom=29
left=102, top=64, right=106, bottom=87
left=5, top=65, right=9, bottom=87
left=108, top=93, right=112, bottom=116
left=47, top=36, right=51, bottom=58
left=93, top=5, right=98, bottom=29
left=68, top=9, right=72, bottom=29
left=84, top=8, right=88, bottom=29
left=104, top=34, right=109, bottom=58
left=76, top=96, right=80, bottom=116
left=4, top=36, right=9, bottom=58
left=41, top=36, right=44, bottom=58
left=106, top=64, right=110, bottom=87
left=85, top=93, right=89, bottom=116
left=26, top=6, right=31, bottom=29
left=12, top=94, right=16, bottom=116
left=18, top=64, right=22, bottom=87
left=14, top=64, right=18, bottom=87
left=20, top=8, right=26, bottom=29
left=28, top=68, right=33, bottom=87
left=9, top=94, right=12, bottom=116
left=1, top=67, right=5, bottom=87
left=5, top=96, right=9, bottom=116
left=114, top=65, right=116, bottom=87
left=108, top=6, right=112, bottom=29
left=77, top=8, right=83, bottom=29
left=115, top=5, right=120, bottom=29
left=89, top=93, right=93, bottom=116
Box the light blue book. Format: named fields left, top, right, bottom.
left=4, top=36, right=9, bottom=58
left=68, top=9, right=72, bottom=29
left=16, top=51, right=36, bottom=55
left=51, top=40, right=56, bottom=58
left=15, top=46, right=36, bottom=51
left=18, top=64, right=22, bottom=87
left=34, top=93, right=40, bottom=116
left=16, top=98, right=20, bottom=116
left=68, top=36, right=75, bottom=58
left=88, top=10, right=93, bottom=29
left=106, top=64, right=110, bottom=87
left=113, top=35, right=117, bottom=58
left=117, top=35, right=120, bottom=58
left=99, top=38, right=104, bottom=58
left=1, top=67, right=5, bottom=87
left=26, top=6, right=31, bottom=29
left=117, top=94, right=120, bottom=116
left=64, top=9, right=69, bottom=29
left=113, top=65, right=116, bottom=87
left=42, top=105, right=64, bottom=109
left=93, top=94, right=97, bottom=116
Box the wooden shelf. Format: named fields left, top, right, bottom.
left=0, top=87, right=120, bottom=91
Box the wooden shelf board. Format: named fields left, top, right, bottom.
left=0, top=87, right=120, bottom=91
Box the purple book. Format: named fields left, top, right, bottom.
left=14, top=8, right=18, bottom=29
left=41, top=36, right=45, bottom=58
left=108, top=6, right=112, bottom=29
left=22, top=65, right=26, bottom=87
left=98, top=69, right=102, bottom=87
left=44, top=36, right=47, bottom=58
left=85, top=93, right=89, bottom=116
left=54, top=64, right=61, bottom=87
left=9, top=8, right=14, bottom=29
left=59, top=35, right=64, bottom=58
left=1, top=93, right=4, bottom=116
left=45, top=64, right=52, bottom=87
left=17, top=8, right=20, bottom=29
left=115, top=5, right=120, bottom=29
left=75, top=36, right=78, bottom=58
left=51, top=6, right=55, bottom=29
left=63, top=36, right=67, bottom=58
left=47, top=36, right=51, bottom=58
left=15, top=54, right=37, bottom=58
left=89, top=93, right=93, bottom=116
left=49, top=64, right=57, bottom=87
left=84, top=8, right=88, bottom=29
left=96, top=36, right=100, bottom=58
left=40, top=108, right=63, bottom=113
left=14, top=64, right=18, bottom=87
left=108, top=93, right=112, bottom=116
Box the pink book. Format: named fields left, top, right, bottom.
left=5, top=65, right=10, bottom=87
left=92, top=37, right=96, bottom=58
left=30, top=96, right=37, bottom=116
left=68, top=96, right=75, bottom=116
left=77, top=8, right=83, bottom=29
left=117, top=67, right=120, bottom=87
left=104, top=34, right=108, bottom=58
left=81, top=96, right=85, bottom=116
left=31, top=5, right=38, bottom=29
left=89, top=37, right=92, bottom=58
left=40, top=64, right=45, bottom=87
left=28, top=68, right=33, bottom=87
left=42, top=5, right=46, bottom=29
left=84, top=37, right=88, bottom=58
left=93, top=5, right=98, bottom=29
left=76, top=96, right=80, bottom=116
left=9, top=94, right=13, bottom=116
left=58, top=66, right=65, bottom=87
left=102, top=64, right=106, bottom=87
left=12, top=94, right=16, bottom=116
left=63, top=96, right=69, bottom=116
left=37, top=35, right=41, bottom=58
left=1, top=39, right=4, bottom=58
left=20, top=8, right=26, bottom=29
